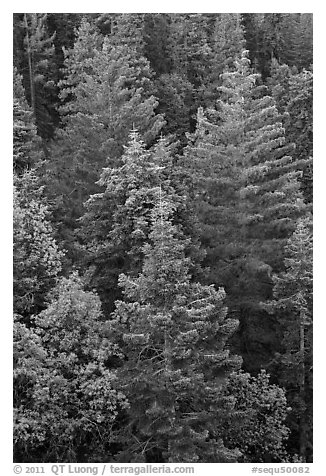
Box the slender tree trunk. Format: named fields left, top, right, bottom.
left=299, top=308, right=306, bottom=461
left=23, top=14, right=36, bottom=118
left=164, top=328, right=176, bottom=462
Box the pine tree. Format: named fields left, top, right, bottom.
left=143, top=14, right=171, bottom=75
left=155, top=72, right=195, bottom=145
left=166, top=14, right=212, bottom=111
left=47, top=19, right=164, bottom=259
left=80, top=130, right=204, bottom=316
left=13, top=170, right=64, bottom=321
left=108, top=192, right=241, bottom=462
left=268, top=63, right=313, bottom=203
left=295, top=14, right=313, bottom=70
left=14, top=274, right=128, bottom=462
left=285, top=70, right=313, bottom=203
left=241, top=14, right=266, bottom=75
left=13, top=67, right=42, bottom=173
left=185, top=51, right=309, bottom=371
left=241, top=14, right=312, bottom=79
left=19, top=13, right=58, bottom=140
left=205, top=14, right=245, bottom=106
left=263, top=216, right=313, bottom=462
left=267, top=59, right=295, bottom=115
left=110, top=13, right=146, bottom=54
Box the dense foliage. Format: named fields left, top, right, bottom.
left=13, top=13, right=313, bottom=463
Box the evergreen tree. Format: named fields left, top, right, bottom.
left=13, top=170, right=63, bottom=321
left=263, top=217, right=313, bottom=462
left=18, top=13, right=58, bottom=140
left=80, top=130, right=204, bottom=316
left=267, top=59, right=296, bottom=115
left=13, top=67, right=42, bottom=173
left=241, top=14, right=312, bottom=79
left=155, top=73, right=195, bottom=145
left=205, top=14, right=245, bottom=106
left=143, top=14, right=171, bottom=75
left=278, top=14, right=302, bottom=68
left=295, top=14, right=313, bottom=70
left=241, top=14, right=266, bottom=75
left=46, top=13, right=82, bottom=71
left=14, top=274, right=128, bottom=462
left=185, top=51, right=309, bottom=371
left=110, top=13, right=146, bottom=54
left=109, top=193, right=241, bottom=462
left=268, top=63, right=313, bottom=203
left=166, top=14, right=212, bottom=115
left=285, top=70, right=313, bottom=203
left=47, top=20, right=164, bottom=260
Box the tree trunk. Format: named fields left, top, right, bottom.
left=23, top=14, right=36, bottom=118
left=299, top=308, right=306, bottom=461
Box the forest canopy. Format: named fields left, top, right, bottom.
left=13, top=12, right=313, bottom=464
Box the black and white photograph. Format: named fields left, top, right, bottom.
left=11, top=5, right=314, bottom=470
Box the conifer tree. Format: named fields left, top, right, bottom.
left=167, top=14, right=212, bottom=87
left=47, top=20, right=164, bottom=258
left=267, top=59, right=295, bottom=115
left=109, top=193, right=241, bottom=462
left=20, top=13, right=58, bottom=140
left=294, top=14, right=313, bottom=70
left=110, top=13, right=146, bottom=54
left=14, top=170, right=64, bottom=321
left=13, top=67, right=42, bottom=173
left=268, top=63, right=313, bottom=203
left=80, top=130, right=204, bottom=316
left=205, top=14, right=245, bottom=106
left=285, top=70, right=313, bottom=203
left=166, top=13, right=212, bottom=116
left=185, top=51, right=309, bottom=370
left=155, top=73, right=195, bottom=145
left=263, top=216, right=313, bottom=462
left=143, top=14, right=171, bottom=75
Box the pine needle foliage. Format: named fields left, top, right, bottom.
left=109, top=193, right=241, bottom=462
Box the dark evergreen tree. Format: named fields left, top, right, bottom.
left=80, top=130, right=204, bottom=316
left=294, top=14, right=313, bottom=70
left=168, top=15, right=212, bottom=98
left=263, top=217, right=313, bottom=462
left=18, top=14, right=58, bottom=140
left=241, top=14, right=265, bottom=75
left=242, top=14, right=312, bottom=79
left=267, top=59, right=295, bottom=115
left=185, top=51, right=309, bottom=371
left=143, top=14, right=171, bottom=75
left=109, top=193, right=241, bottom=462
left=110, top=13, right=146, bottom=54
left=205, top=14, right=245, bottom=106
left=285, top=70, right=313, bottom=203
left=155, top=73, right=195, bottom=145
left=13, top=67, right=42, bottom=173
left=268, top=63, right=313, bottom=203
left=46, top=20, right=164, bottom=261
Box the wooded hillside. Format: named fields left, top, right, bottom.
left=13, top=13, right=313, bottom=463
